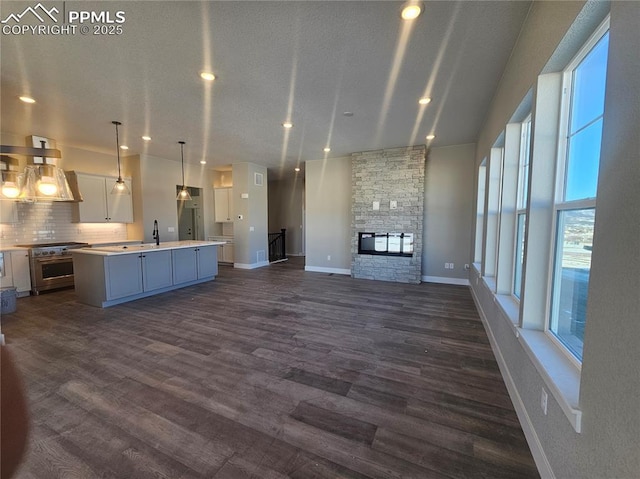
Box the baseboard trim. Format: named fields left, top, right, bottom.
left=234, top=261, right=270, bottom=270
left=470, top=286, right=555, bottom=479
left=304, top=266, right=351, bottom=275
left=421, top=275, right=470, bottom=286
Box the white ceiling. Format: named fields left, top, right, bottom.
left=1, top=1, right=532, bottom=178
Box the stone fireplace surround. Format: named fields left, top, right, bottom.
left=351, top=146, right=425, bottom=284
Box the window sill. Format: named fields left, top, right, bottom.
left=483, top=275, right=497, bottom=293
left=518, top=329, right=582, bottom=433
left=494, top=294, right=520, bottom=335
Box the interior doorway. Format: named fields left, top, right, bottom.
left=176, top=186, right=204, bottom=241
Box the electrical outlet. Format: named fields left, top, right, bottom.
left=168, top=226, right=175, bottom=232
left=450, top=263, right=454, bottom=269
left=444, top=263, right=449, bottom=269
left=327, top=255, right=331, bottom=261
left=541, top=388, right=548, bottom=415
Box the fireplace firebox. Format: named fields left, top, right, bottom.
left=358, top=232, right=413, bottom=257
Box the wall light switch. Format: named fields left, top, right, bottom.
left=168, top=227, right=175, bottom=232
left=241, top=193, right=249, bottom=199
left=249, top=226, right=255, bottom=232
left=390, top=200, right=397, bottom=210
left=373, top=201, right=380, bottom=211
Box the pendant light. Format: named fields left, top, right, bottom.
left=0, top=158, right=21, bottom=198
left=1, top=142, right=74, bottom=202
left=176, top=141, right=192, bottom=201
left=1, top=170, right=21, bottom=198
left=111, top=121, right=130, bottom=195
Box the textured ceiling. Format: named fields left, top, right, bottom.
left=0, top=1, right=532, bottom=178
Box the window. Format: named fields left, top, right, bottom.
left=513, top=116, right=531, bottom=299
left=474, top=162, right=486, bottom=264
left=549, top=23, right=609, bottom=361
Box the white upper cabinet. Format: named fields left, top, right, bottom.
left=214, top=187, right=233, bottom=223
left=70, top=172, right=133, bottom=223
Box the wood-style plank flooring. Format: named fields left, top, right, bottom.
left=2, top=257, right=539, bottom=478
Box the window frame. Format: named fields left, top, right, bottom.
left=474, top=161, right=487, bottom=265
left=512, top=114, right=532, bottom=301
left=545, top=17, right=610, bottom=367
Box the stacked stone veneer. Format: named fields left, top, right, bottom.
left=351, top=146, right=425, bottom=283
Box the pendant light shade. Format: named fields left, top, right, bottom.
left=1, top=143, right=74, bottom=202
left=176, top=141, right=192, bottom=201
left=1, top=169, right=21, bottom=198
left=111, top=121, right=130, bottom=195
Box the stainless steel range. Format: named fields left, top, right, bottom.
left=17, top=242, right=89, bottom=294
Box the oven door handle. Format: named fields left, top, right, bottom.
left=33, top=257, right=74, bottom=264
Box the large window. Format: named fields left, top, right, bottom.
left=549, top=24, right=609, bottom=361
left=474, top=162, right=486, bottom=264
left=513, top=116, right=531, bottom=299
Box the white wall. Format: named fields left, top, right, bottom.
left=232, top=162, right=268, bottom=268
left=305, top=156, right=352, bottom=273
left=422, top=144, right=475, bottom=283
left=138, top=153, right=214, bottom=243
left=470, top=2, right=639, bottom=478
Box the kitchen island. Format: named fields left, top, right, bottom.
left=72, top=240, right=225, bottom=308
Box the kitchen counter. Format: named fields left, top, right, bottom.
left=0, top=245, right=29, bottom=252
left=77, top=240, right=225, bottom=255
left=72, top=241, right=223, bottom=308
left=88, top=239, right=144, bottom=248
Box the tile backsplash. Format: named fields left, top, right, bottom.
left=0, top=202, right=128, bottom=245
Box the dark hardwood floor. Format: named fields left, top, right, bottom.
left=1, top=257, right=539, bottom=478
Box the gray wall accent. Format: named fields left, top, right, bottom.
left=471, top=2, right=639, bottom=478
left=268, top=176, right=305, bottom=255
left=305, top=157, right=352, bottom=272
left=422, top=144, right=475, bottom=280
left=351, top=146, right=425, bottom=284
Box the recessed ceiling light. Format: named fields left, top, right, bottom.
left=282, top=122, right=293, bottom=129
left=142, top=135, right=151, bottom=141
left=426, top=134, right=436, bottom=140
left=401, top=3, right=422, bottom=20
left=19, top=96, right=35, bottom=104
left=120, top=145, right=129, bottom=150
left=418, top=97, right=431, bottom=105
left=294, top=167, right=300, bottom=172
left=200, top=72, right=216, bottom=81
left=323, top=147, right=331, bottom=153
left=200, top=160, right=207, bottom=165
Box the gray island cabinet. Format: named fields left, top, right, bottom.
left=72, top=241, right=224, bottom=308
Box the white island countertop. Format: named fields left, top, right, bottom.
left=73, top=240, right=225, bottom=256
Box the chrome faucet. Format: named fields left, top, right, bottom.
left=152, top=220, right=160, bottom=245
